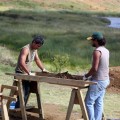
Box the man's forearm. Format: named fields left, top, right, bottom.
left=20, top=63, right=30, bottom=75
left=85, top=67, right=96, bottom=78
left=35, top=59, right=44, bottom=71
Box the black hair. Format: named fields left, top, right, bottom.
left=96, top=38, right=106, bottom=46
left=32, top=35, right=44, bottom=45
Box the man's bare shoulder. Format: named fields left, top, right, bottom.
left=93, top=50, right=101, bottom=58
left=20, top=46, right=29, bottom=55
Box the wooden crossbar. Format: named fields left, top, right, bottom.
left=1, top=85, right=18, bottom=91
left=2, top=96, right=17, bottom=101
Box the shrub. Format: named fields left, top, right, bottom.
left=52, top=54, right=70, bottom=72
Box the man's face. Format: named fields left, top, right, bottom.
left=32, top=43, right=42, bottom=50
left=91, top=39, right=97, bottom=47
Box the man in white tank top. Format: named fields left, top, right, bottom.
left=14, top=35, right=48, bottom=108
left=83, top=32, right=110, bottom=120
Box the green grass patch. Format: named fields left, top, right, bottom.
left=0, top=9, right=120, bottom=70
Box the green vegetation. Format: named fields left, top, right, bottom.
left=0, top=1, right=120, bottom=71
left=0, top=9, right=120, bottom=71
left=52, top=54, right=70, bottom=72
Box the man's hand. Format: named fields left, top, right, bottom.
left=29, top=72, right=35, bottom=76
left=42, top=68, right=49, bottom=73
left=83, top=74, right=88, bottom=80
left=83, top=74, right=92, bottom=81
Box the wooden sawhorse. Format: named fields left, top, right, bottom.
left=0, top=85, right=18, bottom=120
left=66, top=88, right=88, bottom=120
left=7, top=80, right=44, bottom=120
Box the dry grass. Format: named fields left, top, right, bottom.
left=0, top=46, right=16, bottom=66
left=32, top=0, right=120, bottom=12
left=0, top=0, right=120, bottom=12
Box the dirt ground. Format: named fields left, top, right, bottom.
left=6, top=103, right=82, bottom=120
left=108, top=66, right=120, bottom=93
left=0, top=66, right=120, bottom=120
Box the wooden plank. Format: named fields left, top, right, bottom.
left=36, top=82, right=44, bottom=120
left=7, top=80, right=18, bottom=110
left=77, top=89, right=89, bottom=120
left=1, top=85, right=18, bottom=91
left=1, top=101, right=9, bottom=120
left=17, top=79, right=27, bottom=120
left=65, top=89, right=76, bottom=120
left=2, top=96, right=17, bottom=101
left=10, top=106, right=35, bottom=112
left=5, top=73, right=97, bottom=87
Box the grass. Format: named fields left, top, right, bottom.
left=104, top=93, right=120, bottom=118
left=0, top=46, right=119, bottom=118
left=0, top=0, right=120, bottom=13
left=0, top=46, right=16, bottom=66
left=0, top=9, right=120, bottom=71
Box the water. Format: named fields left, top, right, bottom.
left=105, top=17, right=120, bottom=29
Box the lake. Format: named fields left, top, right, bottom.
left=105, top=17, right=120, bottom=29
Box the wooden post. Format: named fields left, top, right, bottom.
left=66, top=88, right=89, bottom=120
left=77, top=89, right=88, bottom=120
left=1, top=100, right=9, bottom=120
left=65, top=88, right=76, bottom=120
left=25, top=81, right=44, bottom=120
left=7, top=80, right=18, bottom=109
left=36, top=82, right=44, bottom=120
left=17, top=79, right=27, bottom=120
left=0, top=85, right=2, bottom=109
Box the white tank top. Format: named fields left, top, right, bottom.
left=92, top=46, right=109, bottom=80
left=15, top=44, right=37, bottom=73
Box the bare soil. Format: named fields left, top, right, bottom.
left=6, top=103, right=81, bottom=120
left=108, top=66, right=120, bottom=93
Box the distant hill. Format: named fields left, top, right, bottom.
left=0, top=0, right=120, bottom=12
left=33, top=0, right=120, bottom=12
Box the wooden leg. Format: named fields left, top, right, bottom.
left=17, top=80, right=27, bottom=120
left=65, top=89, right=76, bottom=120
left=66, top=88, right=89, bottom=120
left=1, top=100, right=9, bottom=120
left=36, top=82, right=44, bottom=120
left=102, top=113, right=106, bottom=120
left=7, top=80, right=18, bottom=109
left=0, top=85, right=2, bottom=109
left=77, top=89, right=89, bottom=120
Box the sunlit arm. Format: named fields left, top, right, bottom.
left=19, top=48, right=30, bottom=75
left=85, top=50, right=101, bottom=78
left=34, top=51, right=44, bottom=71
